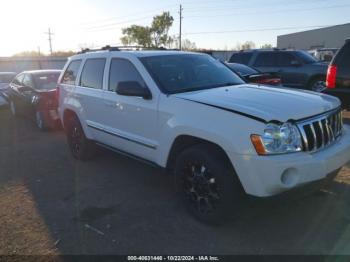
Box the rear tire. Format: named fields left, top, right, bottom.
left=309, top=77, right=326, bottom=92
left=65, top=114, right=95, bottom=161
left=174, top=144, right=245, bottom=225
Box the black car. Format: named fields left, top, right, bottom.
left=0, top=72, right=16, bottom=102
left=226, top=63, right=281, bottom=86
left=229, top=49, right=329, bottom=92
left=8, top=70, right=61, bottom=130
left=324, top=39, right=350, bottom=108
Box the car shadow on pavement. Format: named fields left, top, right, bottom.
left=1, top=108, right=350, bottom=255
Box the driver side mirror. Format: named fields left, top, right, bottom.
left=116, top=81, right=152, bottom=100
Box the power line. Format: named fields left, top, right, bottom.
left=45, top=28, right=54, bottom=55
left=82, top=4, right=178, bottom=29
left=185, top=3, right=350, bottom=18
left=183, top=25, right=334, bottom=36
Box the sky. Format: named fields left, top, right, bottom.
left=0, top=0, right=349, bottom=56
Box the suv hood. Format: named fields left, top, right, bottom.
left=174, top=84, right=340, bottom=123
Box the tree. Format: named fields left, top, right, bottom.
left=240, top=41, right=256, bottom=50
left=261, top=43, right=273, bottom=49
left=181, top=39, right=197, bottom=51
left=121, top=12, right=174, bottom=48
left=13, top=51, right=41, bottom=57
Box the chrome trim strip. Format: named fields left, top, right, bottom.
left=310, top=124, right=317, bottom=151
left=318, top=120, right=325, bottom=147
left=296, top=108, right=342, bottom=153
left=87, top=124, right=157, bottom=150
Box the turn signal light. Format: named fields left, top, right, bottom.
left=251, top=135, right=266, bottom=155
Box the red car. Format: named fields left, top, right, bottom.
left=8, top=70, right=61, bottom=131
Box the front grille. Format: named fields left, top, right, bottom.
left=297, top=109, right=343, bottom=152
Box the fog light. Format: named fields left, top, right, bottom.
left=281, top=168, right=299, bottom=188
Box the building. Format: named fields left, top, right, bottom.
left=277, top=23, right=350, bottom=50
left=0, top=56, right=67, bottom=73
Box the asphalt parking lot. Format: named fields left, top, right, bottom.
left=1, top=107, right=350, bottom=255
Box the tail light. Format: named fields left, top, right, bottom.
left=326, top=65, right=337, bottom=89
left=255, top=78, right=281, bottom=86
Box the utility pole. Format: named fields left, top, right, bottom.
left=179, top=5, right=183, bottom=50
left=45, top=28, right=54, bottom=55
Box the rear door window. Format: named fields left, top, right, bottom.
left=229, top=53, right=252, bottom=65
left=62, top=60, right=82, bottom=85
left=337, top=43, right=350, bottom=67
left=254, top=52, right=278, bottom=67
left=277, top=52, right=298, bottom=66
left=80, top=58, right=106, bottom=89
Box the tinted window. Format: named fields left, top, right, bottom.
left=278, top=53, right=297, bottom=66
left=141, top=54, right=244, bottom=94
left=33, top=73, right=60, bottom=90
left=254, top=52, right=278, bottom=67
left=62, top=60, right=82, bottom=85
left=295, top=51, right=318, bottom=64
left=22, top=74, right=34, bottom=88
left=12, top=74, right=24, bottom=85
left=338, top=43, right=350, bottom=67
left=109, top=59, right=145, bottom=92
left=229, top=53, right=252, bottom=65
left=80, top=59, right=106, bottom=89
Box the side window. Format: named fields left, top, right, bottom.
left=278, top=53, right=298, bottom=66
left=338, top=44, right=350, bottom=67
left=22, top=74, right=34, bottom=88
left=12, top=74, right=24, bottom=86
left=229, top=53, right=252, bottom=65
left=254, top=52, right=278, bottom=67
left=240, top=53, right=253, bottom=65
left=62, top=60, right=82, bottom=85
left=80, top=58, right=106, bottom=89
left=109, top=59, right=146, bottom=92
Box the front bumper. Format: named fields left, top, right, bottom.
left=229, top=124, right=350, bottom=197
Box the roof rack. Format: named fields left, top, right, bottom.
left=78, top=45, right=174, bottom=54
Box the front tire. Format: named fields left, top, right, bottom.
left=174, top=144, right=245, bottom=225
left=65, top=115, right=95, bottom=161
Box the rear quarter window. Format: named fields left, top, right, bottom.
left=229, top=53, right=252, bottom=65
left=61, top=60, right=82, bottom=85
left=336, top=43, right=350, bottom=67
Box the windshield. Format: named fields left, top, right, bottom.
left=33, top=73, right=60, bottom=90
left=296, top=50, right=319, bottom=64
left=140, top=54, right=244, bottom=94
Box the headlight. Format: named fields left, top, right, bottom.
left=251, top=122, right=302, bottom=155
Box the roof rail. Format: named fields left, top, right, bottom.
left=78, top=45, right=174, bottom=54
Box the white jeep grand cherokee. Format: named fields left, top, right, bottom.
left=58, top=48, right=350, bottom=224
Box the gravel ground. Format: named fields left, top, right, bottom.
left=1, top=107, right=350, bottom=255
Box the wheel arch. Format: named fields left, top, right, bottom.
left=166, top=135, right=234, bottom=172
left=307, top=74, right=326, bottom=88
